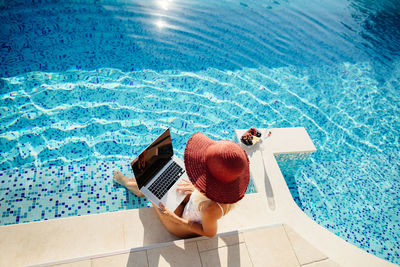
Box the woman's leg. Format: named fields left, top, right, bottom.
left=151, top=201, right=197, bottom=239
left=113, top=171, right=145, bottom=197
left=113, top=170, right=195, bottom=238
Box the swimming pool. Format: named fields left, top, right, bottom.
left=1, top=0, right=399, bottom=264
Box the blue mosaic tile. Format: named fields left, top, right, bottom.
left=278, top=153, right=400, bottom=264
left=0, top=161, right=256, bottom=226
left=0, top=0, right=399, bottom=264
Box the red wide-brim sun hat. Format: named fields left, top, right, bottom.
left=184, top=132, right=250, bottom=204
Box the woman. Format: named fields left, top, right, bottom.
left=113, top=132, right=250, bottom=238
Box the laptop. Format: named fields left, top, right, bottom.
left=130, top=128, right=187, bottom=211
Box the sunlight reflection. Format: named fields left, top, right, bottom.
left=153, top=0, right=174, bottom=30
left=156, top=0, right=172, bottom=10
left=155, top=20, right=166, bottom=28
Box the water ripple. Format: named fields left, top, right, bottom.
left=1, top=0, right=400, bottom=263
left=1, top=60, right=398, bottom=170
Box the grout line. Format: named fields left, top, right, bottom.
left=197, top=240, right=246, bottom=253
left=299, top=258, right=330, bottom=266
left=301, top=259, right=332, bottom=267
left=282, top=224, right=302, bottom=266
left=243, top=240, right=255, bottom=267
left=195, top=241, right=204, bottom=267
left=196, top=233, right=245, bottom=253
left=283, top=224, right=329, bottom=266
left=145, top=249, right=150, bottom=267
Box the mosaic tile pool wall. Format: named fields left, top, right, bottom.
left=0, top=160, right=256, bottom=226
left=1, top=0, right=400, bottom=264
left=275, top=152, right=313, bottom=209
left=277, top=152, right=400, bottom=263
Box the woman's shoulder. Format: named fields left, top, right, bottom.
left=200, top=200, right=226, bottom=218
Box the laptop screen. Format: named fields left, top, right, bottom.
left=130, top=129, right=174, bottom=188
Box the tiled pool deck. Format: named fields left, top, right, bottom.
left=0, top=127, right=396, bottom=266
left=40, top=224, right=339, bottom=267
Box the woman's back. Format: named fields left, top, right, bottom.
left=182, top=189, right=229, bottom=223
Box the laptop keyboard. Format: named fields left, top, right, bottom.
left=148, top=161, right=185, bottom=199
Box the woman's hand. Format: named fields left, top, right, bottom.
left=176, top=179, right=195, bottom=195
left=159, top=203, right=180, bottom=223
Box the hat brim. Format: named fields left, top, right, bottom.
left=184, top=132, right=250, bottom=204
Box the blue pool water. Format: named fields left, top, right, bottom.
left=1, top=0, right=399, bottom=264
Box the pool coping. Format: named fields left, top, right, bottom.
left=0, top=127, right=396, bottom=266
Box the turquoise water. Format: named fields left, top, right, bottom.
left=1, top=0, right=399, bottom=264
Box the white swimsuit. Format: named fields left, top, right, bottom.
left=182, top=189, right=225, bottom=223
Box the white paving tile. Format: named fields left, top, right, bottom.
left=200, top=243, right=253, bottom=267
left=197, top=232, right=244, bottom=252
left=91, top=251, right=148, bottom=267
left=243, top=225, right=300, bottom=267
left=0, top=212, right=126, bottom=267
left=302, top=259, right=341, bottom=267
left=284, top=225, right=328, bottom=265
left=48, top=260, right=91, bottom=267
left=146, top=240, right=201, bottom=267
